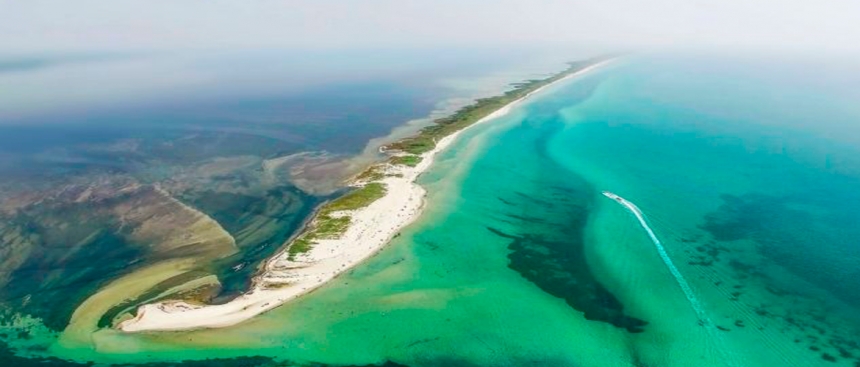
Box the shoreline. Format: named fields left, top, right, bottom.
left=118, top=58, right=615, bottom=332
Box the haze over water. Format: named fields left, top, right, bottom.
left=3, top=53, right=858, bottom=366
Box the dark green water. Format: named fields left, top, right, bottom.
left=3, top=55, right=860, bottom=366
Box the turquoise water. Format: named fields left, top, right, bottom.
left=537, top=55, right=860, bottom=365
left=4, top=54, right=860, bottom=366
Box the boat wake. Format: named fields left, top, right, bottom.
left=602, top=191, right=742, bottom=366
left=602, top=191, right=708, bottom=322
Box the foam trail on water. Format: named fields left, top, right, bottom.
left=602, top=191, right=743, bottom=366
left=602, top=191, right=706, bottom=319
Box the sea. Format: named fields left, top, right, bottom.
left=3, top=53, right=860, bottom=366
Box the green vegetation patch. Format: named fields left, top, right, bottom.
left=312, top=215, right=351, bottom=239
left=389, top=155, right=423, bottom=167
left=354, top=165, right=386, bottom=182
left=322, top=183, right=386, bottom=214
left=287, top=236, right=314, bottom=258
left=388, top=136, right=436, bottom=155
left=287, top=183, right=387, bottom=259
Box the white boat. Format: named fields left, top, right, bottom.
left=602, top=191, right=624, bottom=202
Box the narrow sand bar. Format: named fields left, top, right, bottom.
left=119, top=59, right=614, bottom=332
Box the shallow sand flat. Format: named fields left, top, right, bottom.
left=58, top=259, right=197, bottom=348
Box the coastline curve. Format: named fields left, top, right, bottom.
left=117, top=58, right=617, bottom=333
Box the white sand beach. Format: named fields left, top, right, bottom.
left=118, top=59, right=614, bottom=332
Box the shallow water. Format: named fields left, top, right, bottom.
left=3, top=54, right=860, bottom=366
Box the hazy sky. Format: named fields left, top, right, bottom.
left=2, top=0, right=858, bottom=121
left=2, top=0, right=858, bottom=54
